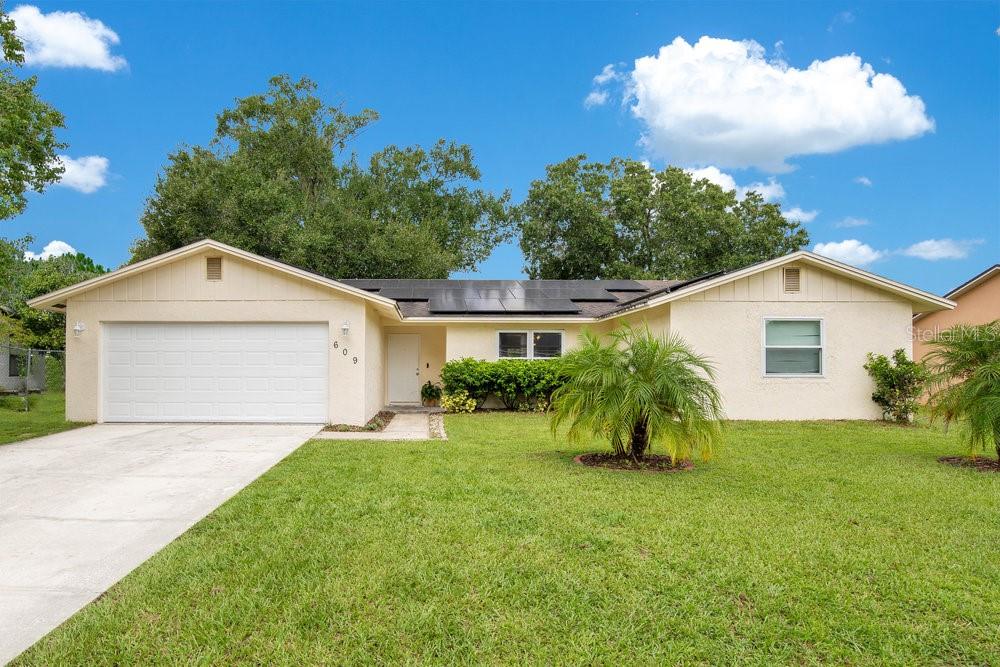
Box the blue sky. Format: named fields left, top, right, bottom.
left=5, top=1, right=999, bottom=294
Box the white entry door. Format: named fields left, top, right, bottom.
left=387, top=334, right=420, bottom=404
left=103, top=323, right=329, bottom=423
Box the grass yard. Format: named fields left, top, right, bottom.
left=0, top=391, right=86, bottom=445
left=16, top=414, right=1000, bottom=665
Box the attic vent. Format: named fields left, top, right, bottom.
left=783, top=267, right=801, bottom=293
left=206, top=257, right=222, bottom=281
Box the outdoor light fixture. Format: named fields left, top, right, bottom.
left=341, top=320, right=350, bottom=336
left=72, top=321, right=86, bottom=337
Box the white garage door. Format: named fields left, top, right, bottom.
left=103, top=323, right=328, bottom=423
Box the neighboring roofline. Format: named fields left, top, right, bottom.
left=600, top=250, right=955, bottom=319
left=27, top=239, right=402, bottom=316
left=913, top=264, right=1000, bottom=322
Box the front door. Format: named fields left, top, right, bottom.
left=387, top=334, right=420, bottom=404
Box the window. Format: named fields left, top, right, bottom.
left=8, top=353, right=21, bottom=378
left=206, top=256, right=222, bottom=281
left=764, top=319, right=823, bottom=376
left=498, top=330, right=563, bottom=359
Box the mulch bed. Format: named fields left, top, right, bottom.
left=574, top=452, right=693, bottom=473
left=324, top=410, right=395, bottom=433
left=938, top=455, right=1000, bottom=473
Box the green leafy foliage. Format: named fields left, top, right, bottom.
left=863, top=349, right=929, bottom=423
left=550, top=325, right=723, bottom=462
left=0, top=4, right=66, bottom=219
left=516, top=155, right=808, bottom=279
left=925, top=320, right=1000, bottom=460
left=420, top=381, right=442, bottom=404
left=0, top=239, right=108, bottom=349
left=440, top=357, right=565, bottom=410
left=440, top=389, right=476, bottom=414
left=131, top=75, right=513, bottom=279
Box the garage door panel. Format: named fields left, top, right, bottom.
left=103, top=323, right=329, bottom=423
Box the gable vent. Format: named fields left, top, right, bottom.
left=206, top=257, right=222, bottom=281
left=783, top=267, right=801, bottom=293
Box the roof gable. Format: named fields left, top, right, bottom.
left=27, top=239, right=400, bottom=313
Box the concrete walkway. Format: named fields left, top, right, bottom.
left=314, top=412, right=432, bottom=440
left=0, top=422, right=319, bottom=664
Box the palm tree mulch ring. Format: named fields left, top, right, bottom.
left=938, top=456, right=1000, bottom=473
left=574, top=453, right=693, bottom=472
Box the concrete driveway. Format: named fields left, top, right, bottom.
left=0, top=422, right=319, bottom=664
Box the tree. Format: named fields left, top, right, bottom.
left=517, top=155, right=809, bottom=279
left=925, top=321, right=1000, bottom=461
left=0, top=242, right=107, bottom=349
left=550, top=326, right=724, bottom=463
left=0, top=3, right=66, bottom=220
left=132, top=75, right=513, bottom=278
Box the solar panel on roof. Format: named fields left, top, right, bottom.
left=464, top=298, right=506, bottom=312
left=593, top=280, right=647, bottom=291
left=500, top=298, right=580, bottom=313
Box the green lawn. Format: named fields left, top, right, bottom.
left=0, top=391, right=86, bottom=445
left=16, top=414, right=1000, bottom=665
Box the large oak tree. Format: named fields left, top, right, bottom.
left=517, top=155, right=809, bottom=280
left=132, top=76, right=513, bottom=279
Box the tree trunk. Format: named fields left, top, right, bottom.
left=630, top=418, right=649, bottom=461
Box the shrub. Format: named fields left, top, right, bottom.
left=550, top=325, right=723, bottom=463
left=45, top=354, right=65, bottom=392
left=863, top=349, right=929, bottom=423
left=440, top=357, right=566, bottom=410
left=441, top=389, right=477, bottom=414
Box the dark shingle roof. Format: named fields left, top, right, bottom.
left=338, top=278, right=703, bottom=317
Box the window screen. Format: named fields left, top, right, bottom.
left=532, top=332, right=562, bottom=358
left=764, top=320, right=822, bottom=375
left=498, top=332, right=528, bottom=358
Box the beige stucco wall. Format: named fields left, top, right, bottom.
left=669, top=264, right=914, bottom=420
left=445, top=322, right=598, bottom=361
left=63, top=250, right=375, bottom=425
left=913, top=270, right=999, bottom=361
left=364, top=306, right=386, bottom=419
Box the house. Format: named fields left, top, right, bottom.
left=0, top=342, right=47, bottom=394
left=912, top=264, right=1000, bottom=362
left=28, top=239, right=953, bottom=424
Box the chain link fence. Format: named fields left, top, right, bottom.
left=0, top=342, right=66, bottom=412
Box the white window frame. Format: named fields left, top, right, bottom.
left=497, top=330, right=564, bottom=360
left=761, top=317, right=825, bottom=378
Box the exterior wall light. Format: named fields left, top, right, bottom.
left=341, top=320, right=350, bottom=336
left=73, top=321, right=86, bottom=337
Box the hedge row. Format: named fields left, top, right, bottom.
left=440, top=358, right=566, bottom=410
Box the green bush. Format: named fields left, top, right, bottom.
left=45, top=354, right=65, bottom=392
left=441, top=389, right=477, bottom=414
left=863, top=349, right=929, bottom=423
left=440, top=357, right=566, bottom=411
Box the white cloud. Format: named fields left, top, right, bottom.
left=624, top=36, right=934, bottom=172
left=813, top=239, right=885, bottom=266
left=827, top=11, right=855, bottom=32
left=10, top=5, right=126, bottom=71
left=901, top=238, right=983, bottom=261
left=686, top=165, right=785, bottom=202
left=784, top=207, right=819, bottom=223
left=55, top=155, right=109, bottom=193
left=593, top=64, right=618, bottom=85
left=854, top=176, right=873, bottom=186
left=834, top=216, right=870, bottom=228
left=583, top=90, right=609, bottom=109
left=24, top=240, right=77, bottom=261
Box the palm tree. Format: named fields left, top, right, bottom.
left=550, top=325, right=723, bottom=463
left=925, top=320, right=1000, bottom=460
